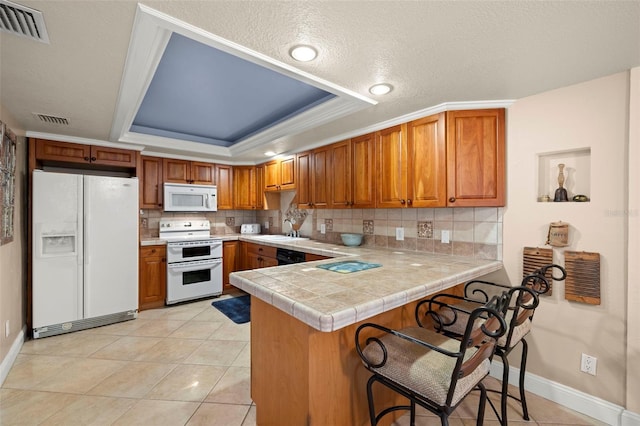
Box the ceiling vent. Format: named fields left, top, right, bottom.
left=0, top=0, right=49, bottom=43
left=34, top=113, right=69, bottom=126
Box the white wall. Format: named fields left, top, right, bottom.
left=501, top=72, right=630, bottom=405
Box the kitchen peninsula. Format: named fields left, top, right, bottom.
left=229, top=238, right=503, bottom=425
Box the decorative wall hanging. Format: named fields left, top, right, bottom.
left=523, top=247, right=554, bottom=295
left=0, top=121, right=17, bottom=245
left=546, top=221, right=569, bottom=247
left=564, top=251, right=600, bottom=305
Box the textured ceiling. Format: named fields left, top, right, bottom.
left=1, top=1, right=639, bottom=164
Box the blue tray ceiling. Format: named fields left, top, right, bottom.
left=131, top=33, right=336, bottom=147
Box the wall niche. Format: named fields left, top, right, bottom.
left=537, top=148, right=591, bottom=202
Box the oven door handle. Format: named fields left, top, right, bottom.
left=167, top=259, right=222, bottom=271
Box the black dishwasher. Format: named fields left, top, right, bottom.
left=276, top=248, right=306, bottom=265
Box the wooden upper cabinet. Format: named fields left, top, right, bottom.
left=311, top=146, right=330, bottom=208
left=191, top=162, right=215, bottom=185
left=255, top=164, right=264, bottom=209
left=296, top=151, right=313, bottom=208
left=215, top=164, right=234, bottom=210
left=233, top=166, right=260, bottom=209
left=90, top=145, right=137, bottom=167
left=163, top=159, right=190, bottom=183
left=34, top=139, right=136, bottom=168
left=329, top=140, right=351, bottom=208
left=163, top=159, right=215, bottom=185
left=446, top=109, right=505, bottom=207
left=264, top=155, right=296, bottom=191
left=351, top=133, right=376, bottom=208
left=407, top=113, right=447, bottom=207
left=376, top=124, right=408, bottom=208
left=139, top=156, right=163, bottom=209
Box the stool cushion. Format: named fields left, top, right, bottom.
left=362, top=326, right=489, bottom=406
left=437, top=304, right=532, bottom=349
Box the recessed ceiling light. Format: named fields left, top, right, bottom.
left=289, top=45, right=317, bottom=62
left=264, top=151, right=277, bottom=156
left=369, top=83, right=393, bottom=95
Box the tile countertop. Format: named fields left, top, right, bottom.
left=229, top=238, right=503, bottom=332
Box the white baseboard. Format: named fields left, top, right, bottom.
left=490, top=361, right=638, bottom=426
left=0, top=326, right=25, bottom=386
left=622, top=410, right=640, bottom=426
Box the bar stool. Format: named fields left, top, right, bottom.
left=418, top=264, right=566, bottom=425
left=355, top=294, right=509, bottom=426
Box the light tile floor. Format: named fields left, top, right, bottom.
left=1, top=291, right=605, bottom=425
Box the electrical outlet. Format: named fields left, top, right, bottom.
left=395, top=227, right=404, bottom=241
left=581, top=353, right=597, bottom=376
left=320, top=223, right=326, bottom=234
left=5, top=320, right=9, bottom=337
left=264, top=221, right=269, bottom=230
left=441, top=230, right=450, bottom=244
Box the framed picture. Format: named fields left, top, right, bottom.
left=0, top=121, right=17, bottom=245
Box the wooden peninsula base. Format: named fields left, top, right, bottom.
left=250, top=288, right=462, bottom=426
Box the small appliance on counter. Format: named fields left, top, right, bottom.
left=241, top=223, right=261, bottom=234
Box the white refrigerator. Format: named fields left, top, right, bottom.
left=32, top=171, right=139, bottom=338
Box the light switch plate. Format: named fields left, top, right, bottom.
left=441, top=230, right=450, bottom=244
left=320, top=223, right=326, bottom=234
left=264, top=221, right=269, bottom=230
left=395, top=227, right=404, bottom=241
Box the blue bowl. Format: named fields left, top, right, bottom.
left=340, top=233, right=364, bottom=246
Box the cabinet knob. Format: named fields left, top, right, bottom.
left=449, top=197, right=456, bottom=203
left=84, top=156, right=90, bottom=161
left=407, top=199, right=413, bottom=206
left=91, top=157, right=96, bottom=161
left=258, top=248, right=263, bottom=252
left=345, top=201, right=349, bottom=206
left=400, top=199, right=406, bottom=205
left=151, top=249, right=156, bottom=253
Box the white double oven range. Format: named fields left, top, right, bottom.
left=159, top=219, right=223, bottom=304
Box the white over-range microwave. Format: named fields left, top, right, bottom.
left=164, top=183, right=217, bottom=212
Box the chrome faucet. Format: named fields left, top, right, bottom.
left=283, top=218, right=294, bottom=237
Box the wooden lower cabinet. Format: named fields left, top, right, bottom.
left=139, top=245, right=166, bottom=311
left=223, top=241, right=240, bottom=292
left=305, top=253, right=330, bottom=262
left=242, top=242, right=278, bottom=269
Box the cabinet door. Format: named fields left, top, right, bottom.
left=163, top=159, right=190, bottom=183
left=191, top=162, right=215, bottom=185
left=329, top=140, right=351, bottom=208
left=407, top=113, right=446, bottom=207
left=90, top=146, right=137, bottom=168
left=261, top=256, right=279, bottom=268
left=139, top=156, right=163, bottom=209
left=296, top=151, right=313, bottom=208
left=376, top=124, right=407, bottom=208
left=264, top=160, right=280, bottom=191
left=223, top=241, right=240, bottom=292
left=139, top=246, right=166, bottom=311
left=311, top=146, right=330, bottom=208
left=233, top=166, right=257, bottom=209
left=279, top=156, right=296, bottom=190
left=351, top=133, right=376, bottom=208
left=255, top=165, right=264, bottom=209
left=34, top=139, right=91, bottom=164
left=446, top=109, right=505, bottom=207
left=216, top=164, right=234, bottom=210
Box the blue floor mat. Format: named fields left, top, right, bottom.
left=211, top=295, right=251, bottom=324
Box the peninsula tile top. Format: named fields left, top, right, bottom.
left=230, top=244, right=503, bottom=332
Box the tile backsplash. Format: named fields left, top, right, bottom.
left=140, top=206, right=502, bottom=260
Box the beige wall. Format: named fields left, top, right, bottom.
left=500, top=71, right=631, bottom=405
left=626, top=67, right=640, bottom=414
left=0, top=105, right=26, bottom=366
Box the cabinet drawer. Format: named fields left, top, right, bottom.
left=140, top=245, right=166, bottom=258
left=244, top=242, right=277, bottom=258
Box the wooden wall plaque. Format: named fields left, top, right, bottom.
left=523, top=247, right=554, bottom=295
left=564, top=251, right=600, bottom=305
